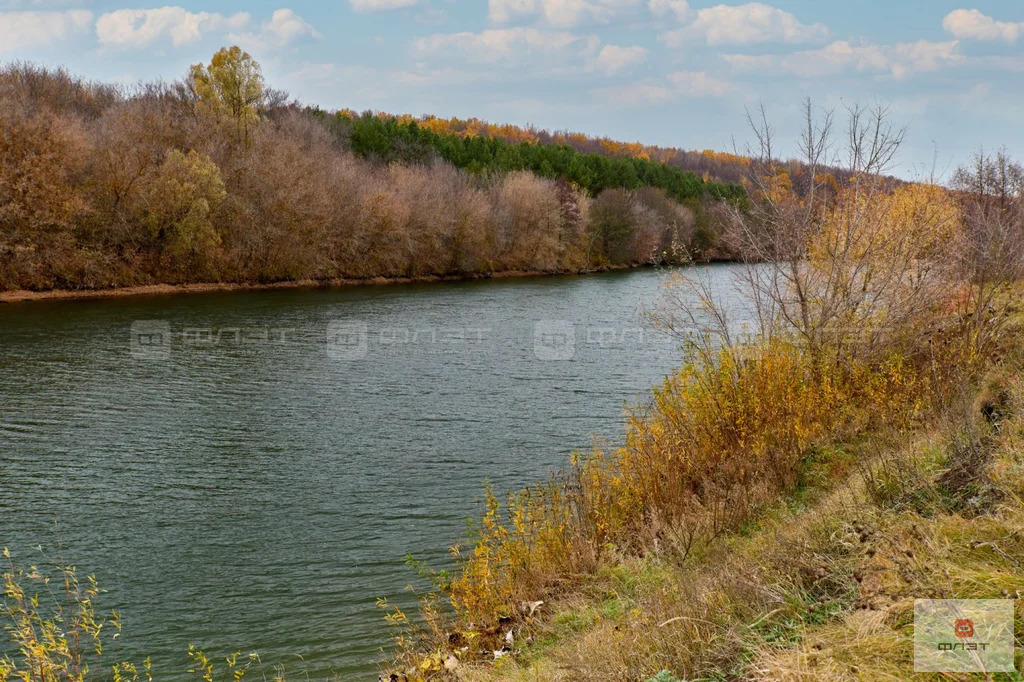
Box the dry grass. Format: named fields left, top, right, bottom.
left=751, top=423, right=1024, bottom=680
left=429, top=335, right=952, bottom=643
left=450, top=440, right=884, bottom=681
left=443, top=346, right=1024, bottom=682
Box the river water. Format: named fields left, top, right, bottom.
left=0, top=266, right=740, bottom=679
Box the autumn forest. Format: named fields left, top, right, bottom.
left=0, top=46, right=761, bottom=294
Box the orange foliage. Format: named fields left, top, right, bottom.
left=357, top=112, right=752, bottom=174
left=701, top=149, right=751, bottom=166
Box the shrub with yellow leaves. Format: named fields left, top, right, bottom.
left=435, top=333, right=949, bottom=643
left=1, top=546, right=119, bottom=682
left=1, top=547, right=269, bottom=682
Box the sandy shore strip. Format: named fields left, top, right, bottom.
left=0, top=266, right=640, bottom=304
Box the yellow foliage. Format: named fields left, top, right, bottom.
left=813, top=181, right=960, bottom=264
left=0, top=550, right=138, bottom=682
left=189, top=46, right=264, bottom=144
left=701, top=149, right=751, bottom=166
left=879, top=182, right=960, bottom=252
left=138, top=149, right=226, bottom=263
left=1, top=549, right=262, bottom=682
left=435, top=321, right=977, bottom=641
left=763, top=169, right=794, bottom=204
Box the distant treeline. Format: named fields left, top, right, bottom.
left=317, top=111, right=877, bottom=195
left=319, top=111, right=747, bottom=204
left=0, top=48, right=743, bottom=293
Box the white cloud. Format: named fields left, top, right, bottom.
left=592, top=44, right=647, bottom=74
left=488, top=0, right=643, bottom=28
left=666, top=69, right=731, bottom=96
left=592, top=82, right=674, bottom=104
left=724, top=39, right=962, bottom=79
left=349, top=0, right=420, bottom=11
left=943, top=8, right=1024, bottom=43
left=489, top=0, right=535, bottom=23
left=415, top=8, right=447, bottom=26
left=414, top=27, right=599, bottom=63
left=661, top=2, right=829, bottom=47
left=0, top=9, right=91, bottom=51
left=96, top=7, right=250, bottom=48
left=290, top=62, right=486, bottom=89
left=261, top=9, right=319, bottom=44
left=647, top=0, right=689, bottom=22
left=593, top=69, right=731, bottom=105
left=887, top=40, right=963, bottom=78
left=229, top=8, right=319, bottom=50
left=0, top=0, right=87, bottom=7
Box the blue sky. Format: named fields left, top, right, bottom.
left=2, top=0, right=1023, bottom=178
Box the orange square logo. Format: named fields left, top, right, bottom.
left=954, top=619, right=974, bottom=638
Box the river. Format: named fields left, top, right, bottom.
left=0, top=265, right=741, bottom=679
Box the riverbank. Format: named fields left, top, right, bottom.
left=2, top=58, right=742, bottom=303
left=0, top=265, right=646, bottom=304
left=384, top=283, right=1024, bottom=681
left=454, top=384, right=1024, bottom=681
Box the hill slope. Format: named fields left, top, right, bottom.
left=0, top=52, right=745, bottom=294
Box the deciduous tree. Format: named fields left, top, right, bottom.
left=189, top=46, right=264, bottom=144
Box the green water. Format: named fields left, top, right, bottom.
left=0, top=266, right=741, bottom=679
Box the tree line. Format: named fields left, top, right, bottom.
left=334, top=112, right=877, bottom=191
left=0, top=47, right=743, bottom=293
left=319, top=110, right=747, bottom=204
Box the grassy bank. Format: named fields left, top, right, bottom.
left=379, top=287, right=1024, bottom=682
left=447, top=375, right=1024, bottom=681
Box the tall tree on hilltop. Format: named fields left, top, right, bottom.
left=188, top=46, right=265, bottom=144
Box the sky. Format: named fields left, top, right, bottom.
left=2, top=0, right=1023, bottom=179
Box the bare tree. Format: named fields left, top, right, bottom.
left=654, top=100, right=958, bottom=367
left=950, top=149, right=1024, bottom=345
